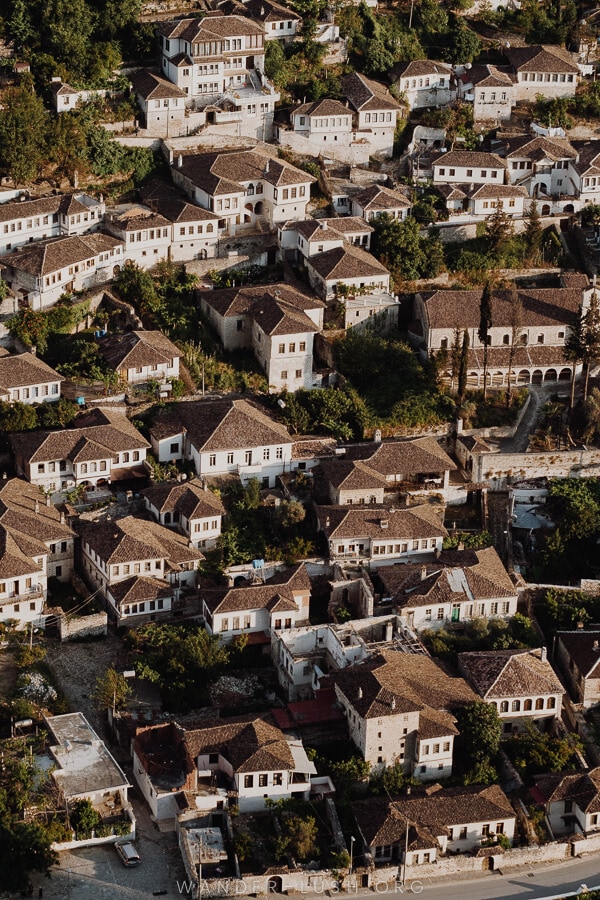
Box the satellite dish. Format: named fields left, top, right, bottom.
left=505, top=41, right=511, bottom=48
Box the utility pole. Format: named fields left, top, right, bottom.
left=349, top=835, right=355, bottom=889
left=197, top=833, right=204, bottom=900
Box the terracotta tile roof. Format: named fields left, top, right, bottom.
left=176, top=148, right=314, bottom=197
left=0, top=527, right=44, bottom=579
left=216, top=0, right=300, bottom=22
left=295, top=98, right=352, bottom=118
left=0, top=477, right=74, bottom=545
left=506, top=44, right=580, bottom=74
left=342, top=72, right=401, bottom=113
left=107, top=208, right=172, bottom=232
left=390, top=59, right=453, bottom=80
left=149, top=398, right=292, bottom=452
left=345, top=436, right=456, bottom=478
left=328, top=649, right=477, bottom=719
left=353, top=183, right=411, bottom=211
left=76, top=515, right=204, bottom=567
left=380, top=546, right=515, bottom=609
left=0, top=193, right=96, bottom=224
left=456, top=435, right=491, bottom=454
left=464, top=345, right=571, bottom=369
left=142, top=479, right=225, bottom=520
left=182, top=713, right=296, bottom=772
left=420, top=286, right=582, bottom=330
left=459, top=648, right=563, bottom=699
left=319, top=217, right=374, bottom=235
left=158, top=14, right=264, bottom=42
left=109, top=575, right=174, bottom=606
left=354, top=784, right=514, bottom=848
left=504, top=134, right=578, bottom=161
left=571, top=140, right=600, bottom=177
left=198, top=282, right=324, bottom=319
left=0, top=352, right=63, bottom=393
left=50, top=82, right=79, bottom=96
left=536, top=768, right=600, bottom=813
left=468, top=64, right=515, bottom=88
left=98, top=330, right=180, bottom=372
left=307, top=244, right=390, bottom=281
left=432, top=150, right=507, bottom=170
left=248, top=293, right=320, bottom=336
left=319, top=458, right=388, bottom=492
left=10, top=409, right=149, bottom=465
left=2, top=233, right=123, bottom=276
left=556, top=630, right=600, bottom=679
left=152, top=199, right=219, bottom=224
left=201, top=562, right=309, bottom=614
left=468, top=183, right=529, bottom=199
left=316, top=503, right=447, bottom=541
left=131, top=69, right=186, bottom=100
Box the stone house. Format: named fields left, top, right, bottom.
left=351, top=184, right=412, bottom=222
left=432, top=150, right=508, bottom=188
left=409, top=279, right=588, bottom=388
left=389, top=59, right=454, bottom=110
left=130, top=69, right=187, bottom=136
left=142, top=479, right=225, bottom=550
left=0, top=477, right=75, bottom=626
left=325, top=649, right=477, bottom=774
left=77, top=515, right=204, bottom=621
left=199, top=283, right=325, bottom=393
left=555, top=628, right=600, bottom=709
left=306, top=244, right=391, bottom=301
left=377, top=546, right=518, bottom=632
left=149, top=397, right=293, bottom=487
left=10, top=408, right=150, bottom=494
left=172, top=148, right=315, bottom=234
left=149, top=198, right=221, bottom=261
left=214, top=0, right=301, bottom=43
left=457, top=64, right=515, bottom=122
left=435, top=182, right=528, bottom=220
left=0, top=351, right=64, bottom=404
left=342, top=72, right=402, bottom=159
left=459, top=648, right=564, bottom=736
left=353, top=784, right=515, bottom=867
left=503, top=135, right=579, bottom=213
left=505, top=44, right=580, bottom=101
left=49, top=80, right=108, bottom=112
left=104, top=207, right=172, bottom=268
left=1, top=232, right=124, bottom=310
left=535, top=768, right=600, bottom=837
left=0, top=192, right=105, bottom=256
left=201, top=562, right=310, bottom=641
left=278, top=217, right=373, bottom=262
left=315, top=504, right=447, bottom=566
left=97, top=330, right=181, bottom=386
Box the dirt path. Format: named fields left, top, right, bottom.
left=498, top=385, right=555, bottom=454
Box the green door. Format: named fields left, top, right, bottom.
left=451, top=605, right=460, bottom=622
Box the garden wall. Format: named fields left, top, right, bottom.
left=58, top=611, right=108, bottom=642
left=459, top=391, right=532, bottom=440
left=472, top=447, right=600, bottom=488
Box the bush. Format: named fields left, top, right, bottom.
left=69, top=799, right=101, bottom=837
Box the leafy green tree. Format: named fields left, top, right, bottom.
left=69, top=798, right=101, bottom=836
left=456, top=700, right=501, bottom=763
left=372, top=215, right=442, bottom=282
left=41, top=0, right=96, bottom=82
left=93, top=666, right=132, bottom=711
left=446, top=18, right=481, bottom=63
left=276, top=814, right=318, bottom=861
left=0, top=85, right=48, bottom=186
left=0, top=402, right=39, bottom=432
left=0, top=820, right=57, bottom=893
left=277, top=500, right=306, bottom=529
left=478, top=281, right=493, bottom=401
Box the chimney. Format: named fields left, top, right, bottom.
left=325, top=515, right=330, bottom=529
left=357, top=686, right=363, bottom=699
left=374, top=429, right=382, bottom=443
left=46, top=495, right=51, bottom=506
left=60, top=511, right=65, bottom=524
left=577, top=620, right=585, bottom=629
left=421, top=565, right=427, bottom=581
left=540, top=646, right=547, bottom=662
left=391, top=697, right=396, bottom=710
left=380, top=518, right=389, bottom=529
left=177, top=154, right=183, bottom=168
left=405, top=785, right=411, bottom=796
left=265, top=159, right=270, bottom=173
left=385, top=621, right=393, bottom=641
left=320, top=220, right=327, bottom=231
left=35, top=501, right=39, bottom=514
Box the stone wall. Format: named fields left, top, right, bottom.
left=58, top=611, right=108, bottom=642
left=473, top=447, right=600, bottom=488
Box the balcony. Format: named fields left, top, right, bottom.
left=211, top=109, right=243, bottom=124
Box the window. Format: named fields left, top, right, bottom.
left=227, top=452, right=234, bottom=464
left=244, top=775, right=254, bottom=788
left=299, top=342, right=306, bottom=352
left=259, top=774, right=268, bottom=787
left=276, top=447, right=283, bottom=459
left=209, top=454, right=216, bottom=466
left=500, top=701, right=509, bottom=713
left=273, top=773, right=282, bottom=785
left=459, top=827, right=467, bottom=840
left=281, top=370, right=288, bottom=381
left=482, top=825, right=490, bottom=837
left=278, top=342, right=286, bottom=354
left=547, top=696, right=556, bottom=709
left=170, top=442, right=179, bottom=454
left=512, top=700, right=520, bottom=711
left=524, top=699, right=533, bottom=711
left=295, top=369, right=302, bottom=379
left=535, top=698, right=544, bottom=710
left=564, top=800, right=573, bottom=813
left=443, top=742, right=450, bottom=752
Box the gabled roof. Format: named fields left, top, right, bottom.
left=345, top=436, right=456, bottom=477
left=2, top=233, right=123, bottom=277
left=76, top=515, right=204, bottom=567
left=354, top=784, right=514, bottom=848
left=0, top=477, right=74, bottom=547
left=176, top=148, right=314, bottom=197
left=98, top=331, right=181, bottom=372
left=316, top=504, right=447, bottom=541
left=506, top=44, right=580, bottom=75
left=0, top=352, right=64, bottom=392
left=536, top=768, right=600, bottom=813
left=151, top=198, right=220, bottom=224
left=49, top=82, right=79, bottom=96
left=130, top=69, right=186, bottom=100
left=10, top=409, right=149, bottom=465
left=0, top=193, right=99, bottom=225
left=183, top=714, right=298, bottom=773
left=504, top=134, right=578, bottom=161
left=109, top=575, right=174, bottom=607
left=353, top=183, right=412, bottom=212
left=328, top=649, right=477, bottom=719
left=432, top=150, right=507, bottom=170
left=342, top=72, right=401, bottom=113
left=390, top=59, right=453, bottom=80
left=319, top=458, right=388, bottom=493
left=142, top=479, right=225, bottom=520
left=215, top=0, right=300, bottom=22
left=0, top=526, right=45, bottom=581
left=201, top=562, right=309, bottom=614
left=419, top=286, right=583, bottom=330
left=294, top=98, right=351, bottom=119
left=468, top=64, right=514, bottom=88
left=198, top=281, right=323, bottom=319
left=307, top=245, right=390, bottom=281
left=248, top=293, right=320, bottom=336
left=459, top=648, right=563, bottom=699
left=158, top=14, right=264, bottom=42
left=107, top=208, right=171, bottom=233
left=556, top=629, right=600, bottom=679
left=149, top=398, right=293, bottom=452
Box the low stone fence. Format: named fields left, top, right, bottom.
left=58, top=611, right=108, bottom=642
left=52, top=816, right=135, bottom=852
left=460, top=391, right=532, bottom=441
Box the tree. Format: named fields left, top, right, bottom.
left=486, top=206, right=514, bottom=255
left=277, top=500, right=306, bottom=529
left=456, top=700, right=501, bottom=763
left=69, top=798, right=101, bottom=836
left=275, top=814, right=318, bottom=861
left=457, top=329, right=469, bottom=403
left=371, top=215, right=442, bottom=282
left=450, top=328, right=462, bottom=392
left=478, top=281, right=493, bottom=401
left=524, top=201, right=543, bottom=262
left=0, top=820, right=57, bottom=893
left=0, top=85, right=48, bottom=186
left=93, top=667, right=132, bottom=712
left=566, top=291, right=600, bottom=403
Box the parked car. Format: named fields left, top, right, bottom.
left=114, top=841, right=140, bottom=867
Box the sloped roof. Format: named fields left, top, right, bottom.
left=131, top=69, right=186, bottom=100
left=432, top=150, right=507, bottom=170
left=342, top=72, right=401, bottom=113
left=307, top=244, right=390, bottom=281
left=183, top=714, right=297, bottom=773
left=201, top=562, right=309, bottom=614
left=76, top=515, right=204, bottom=567
left=319, top=458, right=388, bottom=493
left=316, top=504, right=447, bottom=541
left=0, top=477, right=74, bottom=547
left=556, top=629, right=600, bottom=679
left=328, top=649, right=476, bottom=719
left=390, top=59, right=453, bottom=80
left=216, top=0, right=300, bottom=22
left=506, top=44, right=580, bottom=74
left=354, top=784, right=514, bottom=848
left=294, top=98, right=351, bottom=118
left=504, top=134, right=578, bottom=161
left=0, top=353, right=64, bottom=392
left=468, top=64, right=515, bottom=88
left=142, top=479, right=225, bottom=520
left=2, top=233, right=123, bottom=276
left=459, top=648, right=563, bottom=699
left=158, top=14, right=264, bottom=42
left=345, top=436, right=456, bottom=477
left=248, top=293, right=319, bottom=336
left=536, top=768, right=600, bottom=813
left=98, top=331, right=181, bottom=372
left=109, top=575, right=174, bottom=607
left=419, top=286, right=582, bottom=330
left=353, top=183, right=412, bottom=212
left=176, top=148, right=314, bottom=197
left=198, top=282, right=323, bottom=319
left=152, top=198, right=220, bottom=224
left=149, top=398, right=293, bottom=452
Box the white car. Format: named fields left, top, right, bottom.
left=114, top=841, right=140, bottom=867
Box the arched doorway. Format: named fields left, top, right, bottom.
left=544, top=368, right=558, bottom=381
left=268, top=877, right=283, bottom=893
left=492, top=371, right=504, bottom=386
left=559, top=367, right=572, bottom=381
left=564, top=203, right=575, bottom=213
left=518, top=369, right=530, bottom=383
left=245, top=203, right=253, bottom=213
left=532, top=369, right=543, bottom=384
left=254, top=200, right=263, bottom=215
left=541, top=204, right=551, bottom=216
left=113, top=265, right=121, bottom=276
